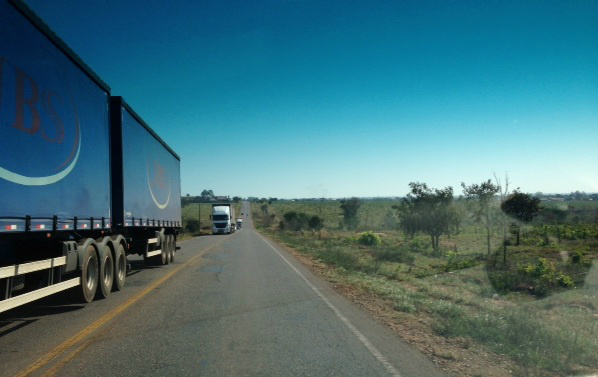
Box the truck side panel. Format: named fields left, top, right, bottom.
left=112, top=98, right=181, bottom=228
left=0, top=1, right=111, bottom=232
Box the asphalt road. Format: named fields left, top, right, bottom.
left=0, top=203, right=445, bottom=377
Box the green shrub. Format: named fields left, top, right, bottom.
left=488, top=259, right=575, bottom=296
left=357, top=231, right=381, bottom=246
left=394, top=301, right=417, bottom=313
left=487, top=269, right=521, bottom=293
left=556, top=272, right=574, bottom=288
left=282, top=211, right=309, bottom=231
left=185, top=219, right=199, bottom=233
left=519, top=258, right=556, bottom=280
left=408, top=238, right=429, bottom=253
left=308, top=215, right=324, bottom=231
left=443, top=250, right=479, bottom=271
left=372, top=246, right=415, bottom=264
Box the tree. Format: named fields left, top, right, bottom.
left=201, top=189, right=214, bottom=202
left=462, top=180, right=500, bottom=256
left=450, top=201, right=466, bottom=235
left=232, top=196, right=242, bottom=203
left=395, top=182, right=454, bottom=252
left=383, top=210, right=398, bottom=230
left=308, top=215, right=324, bottom=231
left=501, top=190, right=541, bottom=245
left=494, top=173, right=510, bottom=264
left=340, top=197, right=361, bottom=230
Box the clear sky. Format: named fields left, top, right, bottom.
left=24, top=0, right=598, bottom=199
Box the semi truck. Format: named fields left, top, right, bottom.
left=0, top=0, right=181, bottom=313
left=211, top=204, right=236, bottom=234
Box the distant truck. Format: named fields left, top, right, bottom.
left=0, top=0, right=181, bottom=313
left=236, top=218, right=243, bottom=229
left=211, top=204, right=236, bottom=234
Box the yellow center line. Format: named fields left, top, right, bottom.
left=40, top=337, right=95, bottom=377
left=15, top=237, right=224, bottom=377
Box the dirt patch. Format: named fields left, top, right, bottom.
left=273, top=237, right=561, bottom=377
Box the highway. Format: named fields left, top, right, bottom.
left=0, top=203, right=445, bottom=377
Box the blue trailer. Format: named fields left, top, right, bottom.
left=0, top=0, right=181, bottom=313
left=110, top=96, right=182, bottom=265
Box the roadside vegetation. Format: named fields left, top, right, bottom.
left=251, top=187, right=598, bottom=377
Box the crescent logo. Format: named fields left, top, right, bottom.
left=147, top=161, right=171, bottom=209
left=0, top=132, right=80, bottom=185
left=0, top=59, right=82, bottom=185
left=0, top=111, right=81, bottom=186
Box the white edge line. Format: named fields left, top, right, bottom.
left=258, top=234, right=403, bottom=377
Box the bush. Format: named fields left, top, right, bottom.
left=408, top=238, right=429, bottom=253
left=185, top=219, right=199, bottom=233
left=357, top=231, right=381, bottom=246
left=556, top=272, right=574, bottom=288
left=487, top=269, right=520, bottom=293
left=488, top=258, right=576, bottom=296
left=282, top=211, right=309, bottom=231
left=372, top=246, right=415, bottom=264
left=308, top=215, right=324, bottom=231
left=570, top=250, right=591, bottom=267
left=443, top=251, right=479, bottom=271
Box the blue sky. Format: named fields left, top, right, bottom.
left=25, top=0, right=598, bottom=198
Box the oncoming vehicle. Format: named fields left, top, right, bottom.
left=211, top=203, right=235, bottom=234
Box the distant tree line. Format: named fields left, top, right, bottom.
left=181, top=189, right=242, bottom=205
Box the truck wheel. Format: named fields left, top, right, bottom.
left=113, top=243, right=126, bottom=291
left=96, top=246, right=114, bottom=299
left=161, top=237, right=169, bottom=265
left=78, top=244, right=99, bottom=303
left=167, top=235, right=175, bottom=263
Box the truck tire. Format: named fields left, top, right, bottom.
left=96, top=246, right=114, bottom=299
left=167, top=235, right=175, bottom=263
left=161, top=237, right=169, bottom=265
left=78, top=244, right=99, bottom=303
left=113, top=243, right=126, bottom=291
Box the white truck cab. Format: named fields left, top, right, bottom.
left=211, top=204, right=235, bottom=234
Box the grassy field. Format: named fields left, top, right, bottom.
left=252, top=199, right=598, bottom=377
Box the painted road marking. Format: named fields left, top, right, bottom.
left=259, top=234, right=403, bottom=377
left=14, top=236, right=227, bottom=377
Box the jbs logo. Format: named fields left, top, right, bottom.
left=147, top=159, right=170, bottom=209
left=0, top=57, right=81, bottom=185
